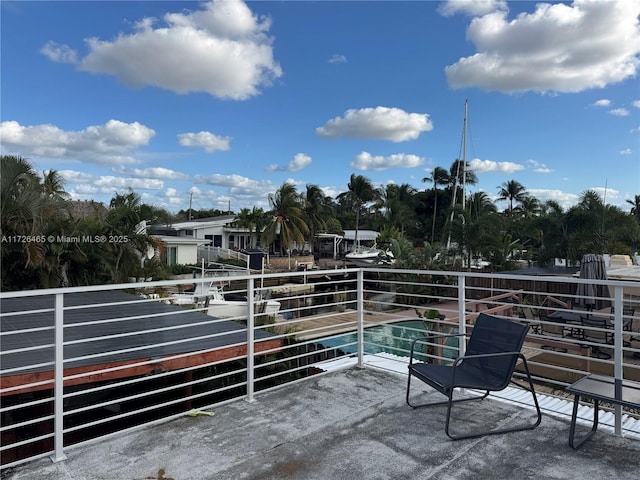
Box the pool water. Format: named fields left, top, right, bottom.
left=316, top=320, right=459, bottom=359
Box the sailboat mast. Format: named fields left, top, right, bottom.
left=446, top=100, right=469, bottom=251
left=462, top=99, right=468, bottom=211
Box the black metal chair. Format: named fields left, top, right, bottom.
left=406, top=313, right=542, bottom=440
left=580, top=315, right=614, bottom=359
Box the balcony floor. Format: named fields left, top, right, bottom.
left=7, top=367, right=640, bottom=480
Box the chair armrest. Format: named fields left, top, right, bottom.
left=409, top=332, right=466, bottom=364
left=452, top=350, right=523, bottom=367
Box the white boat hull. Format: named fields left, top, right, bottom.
left=170, top=282, right=280, bottom=318
left=206, top=299, right=281, bottom=319
left=345, top=248, right=395, bottom=267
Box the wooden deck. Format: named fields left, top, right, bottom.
left=275, top=308, right=421, bottom=341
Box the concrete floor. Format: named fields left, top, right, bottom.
left=5, top=367, right=640, bottom=480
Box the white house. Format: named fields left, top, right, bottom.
left=150, top=216, right=263, bottom=265
left=153, top=236, right=210, bottom=265
left=151, top=216, right=261, bottom=250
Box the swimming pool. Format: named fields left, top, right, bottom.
left=315, top=320, right=459, bottom=359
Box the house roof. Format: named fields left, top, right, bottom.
left=316, top=230, right=380, bottom=242
left=343, top=230, right=379, bottom=241
left=0, top=290, right=274, bottom=375
left=158, top=216, right=236, bottom=231
left=152, top=235, right=210, bottom=246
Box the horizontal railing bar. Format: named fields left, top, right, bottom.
left=0, top=414, right=55, bottom=433
left=63, top=381, right=249, bottom=434
left=0, top=432, right=54, bottom=452
left=63, top=304, right=214, bottom=329
left=64, top=316, right=244, bottom=345
left=0, top=325, right=55, bottom=336
left=1, top=342, right=55, bottom=355
left=65, top=368, right=246, bottom=416
left=63, top=334, right=247, bottom=364
left=0, top=395, right=54, bottom=413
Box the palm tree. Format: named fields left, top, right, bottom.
left=627, top=195, right=640, bottom=222
left=42, top=169, right=70, bottom=200
left=387, top=183, right=416, bottom=234
left=1, top=157, right=80, bottom=289
left=336, top=174, right=379, bottom=251
left=100, top=190, right=160, bottom=282
left=236, top=206, right=267, bottom=247
left=1, top=156, right=49, bottom=288
left=262, top=183, right=309, bottom=255
left=447, top=159, right=478, bottom=206
left=497, top=180, right=527, bottom=217
left=304, top=184, right=329, bottom=247
left=422, top=166, right=449, bottom=243
left=517, top=195, right=541, bottom=219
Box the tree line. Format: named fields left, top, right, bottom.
left=2, top=155, right=639, bottom=290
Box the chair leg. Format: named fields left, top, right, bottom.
left=444, top=356, right=543, bottom=440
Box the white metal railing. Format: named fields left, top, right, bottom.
left=1, top=267, right=639, bottom=469
left=197, top=245, right=250, bottom=268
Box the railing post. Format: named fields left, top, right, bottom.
left=246, top=277, right=255, bottom=403
left=613, top=284, right=624, bottom=436
left=50, top=292, right=66, bottom=463
left=457, top=274, right=467, bottom=357
left=357, top=269, right=364, bottom=368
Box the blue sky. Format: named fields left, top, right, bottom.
left=1, top=0, right=639, bottom=214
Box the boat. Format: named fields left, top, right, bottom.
left=345, top=246, right=395, bottom=267
left=208, top=284, right=280, bottom=318
left=170, top=271, right=280, bottom=319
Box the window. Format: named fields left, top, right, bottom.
left=168, top=247, right=177, bottom=265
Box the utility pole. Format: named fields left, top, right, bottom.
left=189, top=192, right=193, bottom=221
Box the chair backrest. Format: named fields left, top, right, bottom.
left=580, top=315, right=613, bottom=344
left=463, top=313, right=529, bottom=390
left=519, top=306, right=536, bottom=320
left=538, top=312, right=564, bottom=336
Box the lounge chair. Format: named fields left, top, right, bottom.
left=406, top=313, right=542, bottom=440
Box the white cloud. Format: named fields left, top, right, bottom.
left=529, top=188, right=580, bottom=210
left=526, top=159, right=553, bottom=174
left=40, top=41, right=78, bottom=64
left=178, top=131, right=231, bottom=153
left=445, top=1, right=640, bottom=93
left=58, top=170, right=95, bottom=183
left=328, top=54, right=347, bottom=64
left=591, top=99, right=611, bottom=107
left=619, top=148, right=633, bottom=155
left=95, top=176, right=164, bottom=190
left=266, top=153, right=312, bottom=173
left=0, top=120, right=155, bottom=165
left=194, top=173, right=275, bottom=196
left=45, top=0, right=282, bottom=100
left=590, top=186, right=620, bottom=201
left=633, top=100, right=640, bottom=108
left=113, top=166, right=187, bottom=180
left=609, top=108, right=630, bottom=117
left=438, top=0, right=507, bottom=18
left=71, top=184, right=99, bottom=196
left=316, top=106, right=433, bottom=142
left=350, top=151, right=424, bottom=171
left=468, top=158, right=525, bottom=174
